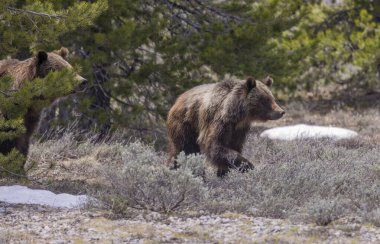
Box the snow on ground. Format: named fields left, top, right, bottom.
left=0, top=185, right=87, bottom=208
left=260, top=124, right=358, bottom=141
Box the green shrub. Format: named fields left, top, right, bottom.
left=0, top=149, right=25, bottom=177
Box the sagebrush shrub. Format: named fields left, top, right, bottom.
left=307, top=198, right=349, bottom=226
left=30, top=132, right=380, bottom=224
left=96, top=142, right=207, bottom=213
left=362, top=208, right=380, bottom=227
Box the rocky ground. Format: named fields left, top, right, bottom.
left=1, top=203, right=380, bottom=243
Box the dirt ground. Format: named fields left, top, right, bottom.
left=1, top=203, right=380, bottom=243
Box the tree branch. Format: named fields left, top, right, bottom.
left=6, top=6, right=65, bottom=19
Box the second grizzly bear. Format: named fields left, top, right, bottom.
left=167, top=76, right=284, bottom=176
left=0, top=47, right=88, bottom=160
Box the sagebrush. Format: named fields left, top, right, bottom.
left=28, top=130, right=380, bottom=226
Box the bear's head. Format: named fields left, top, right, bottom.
left=245, top=76, right=285, bottom=121
left=34, top=47, right=88, bottom=92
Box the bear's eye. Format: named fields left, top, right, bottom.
left=260, top=96, right=272, bottom=108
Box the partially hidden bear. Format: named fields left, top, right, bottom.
left=167, top=76, right=285, bottom=176
left=0, top=47, right=88, bottom=160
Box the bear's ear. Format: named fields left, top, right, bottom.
left=262, top=76, right=273, bottom=87
left=36, top=51, right=48, bottom=65
left=246, top=77, right=256, bottom=92
left=57, top=47, right=69, bottom=60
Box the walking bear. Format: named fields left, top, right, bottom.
left=167, top=76, right=285, bottom=176
left=0, top=47, right=88, bottom=159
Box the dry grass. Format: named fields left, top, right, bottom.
left=25, top=132, right=125, bottom=193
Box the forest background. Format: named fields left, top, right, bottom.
left=0, top=0, right=379, bottom=167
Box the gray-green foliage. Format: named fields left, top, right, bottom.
left=96, top=142, right=207, bottom=214
left=363, top=208, right=380, bottom=227
left=93, top=137, right=380, bottom=224
left=307, top=198, right=349, bottom=226
left=27, top=129, right=380, bottom=224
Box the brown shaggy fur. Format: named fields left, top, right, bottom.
left=0, top=47, right=87, bottom=160
left=167, top=76, right=284, bottom=176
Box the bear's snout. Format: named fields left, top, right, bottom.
left=269, top=104, right=285, bottom=120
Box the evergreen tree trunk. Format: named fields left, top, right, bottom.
left=89, top=63, right=112, bottom=137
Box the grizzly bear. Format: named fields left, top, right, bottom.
left=167, top=76, right=285, bottom=176
left=0, top=47, right=88, bottom=160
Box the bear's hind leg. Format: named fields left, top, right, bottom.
left=167, top=123, right=200, bottom=169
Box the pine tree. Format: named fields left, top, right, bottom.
left=49, top=0, right=306, bottom=137
left=279, top=0, right=380, bottom=93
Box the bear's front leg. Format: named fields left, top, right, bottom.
left=205, top=143, right=254, bottom=176
left=202, top=122, right=254, bottom=176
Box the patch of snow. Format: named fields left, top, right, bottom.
left=260, top=124, right=358, bottom=141
left=0, top=185, right=87, bottom=208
